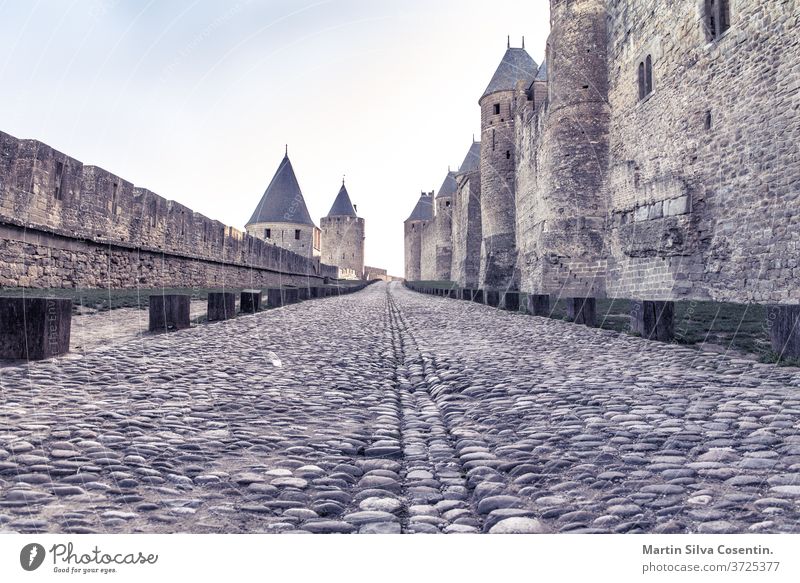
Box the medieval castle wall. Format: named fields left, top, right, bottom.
left=320, top=215, right=365, bottom=279
left=604, top=0, right=800, bottom=302
left=420, top=219, right=437, bottom=281
left=0, top=130, right=338, bottom=289
left=451, top=170, right=482, bottom=288
left=408, top=0, right=799, bottom=305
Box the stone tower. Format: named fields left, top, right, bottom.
left=538, top=0, right=609, bottom=294
left=320, top=180, right=365, bottom=279
left=403, top=192, right=434, bottom=281
left=451, top=140, right=482, bottom=288
left=434, top=170, right=457, bottom=281
left=245, top=152, right=320, bottom=259
left=479, top=41, right=538, bottom=290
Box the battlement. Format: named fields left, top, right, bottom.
left=0, top=130, right=338, bottom=288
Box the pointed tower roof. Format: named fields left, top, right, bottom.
left=481, top=47, right=538, bottom=100
left=436, top=171, right=458, bottom=199
left=534, top=60, right=547, bottom=81
left=247, top=153, right=315, bottom=227
left=405, top=192, right=434, bottom=222
left=457, top=141, right=481, bottom=174
left=327, top=181, right=358, bottom=217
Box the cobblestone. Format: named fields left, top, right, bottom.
left=0, top=282, right=799, bottom=533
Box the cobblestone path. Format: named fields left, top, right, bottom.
left=1, top=282, right=799, bottom=533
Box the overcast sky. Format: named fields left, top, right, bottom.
left=0, top=0, right=549, bottom=276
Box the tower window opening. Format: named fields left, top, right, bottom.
left=111, top=182, right=118, bottom=215
left=493, top=103, right=500, bottom=115
left=506, top=150, right=511, bottom=160
left=294, top=229, right=301, bottom=240
left=638, top=56, right=653, bottom=100
left=705, top=110, right=712, bottom=130
left=54, top=161, right=64, bottom=200
left=492, top=129, right=496, bottom=151
left=445, top=201, right=451, bottom=207
left=265, top=228, right=271, bottom=239
left=705, top=0, right=730, bottom=40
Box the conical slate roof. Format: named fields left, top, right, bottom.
left=405, top=192, right=434, bottom=222
left=457, top=141, right=481, bottom=174
left=327, top=182, right=357, bottom=217
left=481, top=47, right=538, bottom=100
left=534, top=60, right=547, bottom=81
left=436, top=171, right=457, bottom=199
left=247, top=154, right=315, bottom=227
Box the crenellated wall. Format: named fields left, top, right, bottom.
left=0, top=130, right=338, bottom=289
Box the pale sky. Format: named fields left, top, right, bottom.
left=0, top=0, right=549, bottom=276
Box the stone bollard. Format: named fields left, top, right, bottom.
left=501, top=292, right=520, bottom=312
left=266, top=288, right=284, bottom=307
left=240, top=289, right=262, bottom=314
left=207, top=292, right=236, bottom=321
left=0, top=297, right=72, bottom=360
left=566, top=297, right=596, bottom=327
left=631, top=300, right=675, bottom=342
left=149, top=294, right=190, bottom=332
left=527, top=294, right=550, bottom=316
left=484, top=290, right=500, bottom=307
left=766, top=304, right=800, bottom=359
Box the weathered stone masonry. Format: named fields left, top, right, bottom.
left=0, top=130, right=338, bottom=289
left=406, top=0, right=799, bottom=305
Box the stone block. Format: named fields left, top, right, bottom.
left=240, top=289, right=262, bottom=313
left=265, top=288, right=283, bottom=307
left=630, top=300, right=674, bottom=342
left=472, top=290, right=484, bottom=303
left=527, top=294, right=550, bottom=316
left=284, top=288, right=300, bottom=303
left=501, top=292, right=520, bottom=311
left=207, top=292, right=236, bottom=321
left=298, top=287, right=310, bottom=301
left=566, top=297, right=596, bottom=326
left=448, top=289, right=457, bottom=299
left=484, top=290, right=500, bottom=307
left=0, top=297, right=72, bottom=360
left=149, top=294, right=190, bottom=332
left=310, top=287, right=322, bottom=299
left=766, top=304, right=800, bottom=359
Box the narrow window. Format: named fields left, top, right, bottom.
left=706, top=0, right=730, bottom=40
left=638, top=57, right=653, bottom=100
left=493, top=103, right=500, bottom=115
left=704, top=110, right=712, bottom=130
left=492, top=129, right=496, bottom=151
left=111, top=182, right=118, bottom=215
left=638, top=62, right=645, bottom=100
left=506, top=150, right=511, bottom=160
left=445, top=201, right=451, bottom=207
left=150, top=201, right=157, bottom=227
left=265, top=228, right=271, bottom=239
left=54, top=161, right=64, bottom=200
left=294, top=229, right=300, bottom=240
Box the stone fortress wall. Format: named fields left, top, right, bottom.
left=0, top=130, right=339, bottom=289
left=409, top=0, right=800, bottom=304
left=320, top=214, right=365, bottom=278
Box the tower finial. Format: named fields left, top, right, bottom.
left=522, top=36, right=525, bottom=49
left=285, top=144, right=288, bottom=156
left=342, top=174, right=346, bottom=186
left=507, top=35, right=510, bottom=49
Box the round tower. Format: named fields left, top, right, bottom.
left=404, top=192, right=434, bottom=281
left=479, top=42, right=538, bottom=290
left=434, top=170, right=457, bottom=281
left=320, top=180, right=365, bottom=279
left=538, top=0, right=609, bottom=295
